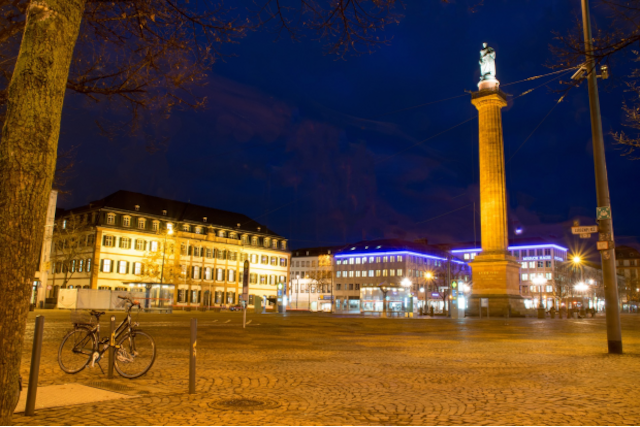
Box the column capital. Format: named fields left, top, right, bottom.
left=471, top=90, right=508, bottom=109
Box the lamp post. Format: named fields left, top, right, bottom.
left=426, top=272, right=434, bottom=314
left=580, top=0, right=623, bottom=354
left=401, top=278, right=413, bottom=317
left=533, top=275, right=548, bottom=319
left=379, top=284, right=389, bottom=318
left=159, top=227, right=173, bottom=308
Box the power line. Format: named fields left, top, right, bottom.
left=502, top=67, right=580, bottom=88
left=374, top=115, right=477, bottom=165
left=415, top=204, right=472, bottom=225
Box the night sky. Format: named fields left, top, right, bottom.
left=57, top=0, right=640, bottom=253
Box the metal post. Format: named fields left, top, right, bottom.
left=25, top=315, right=44, bottom=416
left=189, top=318, right=196, bottom=394
left=580, top=0, right=622, bottom=353
left=479, top=300, right=482, bottom=319
left=108, top=316, right=115, bottom=379
left=243, top=302, right=247, bottom=329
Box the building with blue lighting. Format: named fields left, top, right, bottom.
left=449, top=238, right=569, bottom=310
left=333, top=239, right=470, bottom=314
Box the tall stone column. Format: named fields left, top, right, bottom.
left=468, top=46, right=524, bottom=317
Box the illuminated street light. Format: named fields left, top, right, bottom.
left=575, top=282, right=589, bottom=292
left=572, top=256, right=581, bottom=265
left=401, top=278, right=412, bottom=288
left=419, top=288, right=425, bottom=293
left=460, top=283, right=470, bottom=293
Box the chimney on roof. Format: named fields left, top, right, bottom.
left=203, top=217, right=207, bottom=222
left=257, top=226, right=261, bottom=232
left=135, top=205, right=140, bottom=211
left=162, top=210, right=167, bottom=216
left=237, top=223, right=241, bottom=228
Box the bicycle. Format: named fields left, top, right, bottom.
left=58, top=296, right=156, bottom=379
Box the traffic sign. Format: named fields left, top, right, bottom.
left=596, top=206, right=611, bottom=220
left=580, top=233, right=591, bottom=239
left=572, top=226, right=598, bottom=234
left=597, top=241, right=610, bottom=250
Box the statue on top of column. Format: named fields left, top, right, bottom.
left=479, top=43, right=496, bottom=82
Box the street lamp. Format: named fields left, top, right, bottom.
left=532, top=275, right=547, bottom=319
left=160, top=227, right=174, bottom=285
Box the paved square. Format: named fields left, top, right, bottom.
left=13, top=311, right=640, bottom=425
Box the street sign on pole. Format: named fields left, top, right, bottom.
left=597, top=241, right=610, bottom=251
left=596, top=206, right=611, bottom=220
left=580, top=233, right=591, bottom=239
left=572, top=225, right=598, bottom=234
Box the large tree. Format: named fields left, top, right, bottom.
left=0, top=0, right=404, bottom=420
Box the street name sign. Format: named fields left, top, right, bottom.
left=597, top=241, right=610, bottom=251
left=481, top=298, right=489, bottom=307
left=572, top=226, right=598, bottom=234
left=580, top=233, right=591, bottom=239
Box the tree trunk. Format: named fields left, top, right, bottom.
left=0, top=0, right=85, bottom=422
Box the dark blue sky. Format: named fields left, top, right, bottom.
left=58, top=0, right=640, bottom=253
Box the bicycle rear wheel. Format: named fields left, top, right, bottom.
left=114, top=330, right=156, bottom=379
left=58, top=328, right=96, bottom=374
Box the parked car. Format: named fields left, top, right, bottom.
left=229, top=304, right=244, bottom=311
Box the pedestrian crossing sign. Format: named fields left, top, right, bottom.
left=596, top=206, right=611, bottom=220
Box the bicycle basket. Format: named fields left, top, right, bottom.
left=70, top=310, right=94, bottom=325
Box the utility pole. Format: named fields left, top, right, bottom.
left=580, top=0, right=622, bottom=353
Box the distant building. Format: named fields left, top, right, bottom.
left=334, top=239, right=470, bottom=314
left=615, top=246, right=640, bottom=312
left=50, top=190, right=290, bottom=308
left=290, top=246, right=341, bottom=312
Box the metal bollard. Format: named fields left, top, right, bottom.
left=108, top=316, right=116, bottom=379
left=25, top=315, right=44, bottom=416
left=189, top=318, right=197, bottom=394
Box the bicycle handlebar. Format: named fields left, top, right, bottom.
left=117, top=295, right=141, bottom=308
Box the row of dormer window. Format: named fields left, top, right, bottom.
left=100, top=235, right=288, bottom=267
left=102, top=212, right=287, bottom=250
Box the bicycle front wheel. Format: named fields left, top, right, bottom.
left=114, top=330, right=156, bottom=379
left=58, top=328, right=96, bottom=374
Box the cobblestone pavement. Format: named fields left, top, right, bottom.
left=11, top=310, right=640, bottom=426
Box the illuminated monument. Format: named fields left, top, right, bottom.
left=468, top=43, right=525, bottom=316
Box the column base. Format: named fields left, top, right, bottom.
left=467, top=294, right=528, bottom=318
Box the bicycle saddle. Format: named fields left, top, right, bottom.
left=90, top=310, right=105, bottom=319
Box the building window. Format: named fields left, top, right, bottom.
left=219, top=230, right=226, bottom=238
left=137, top=218, right=146, bottom=229
left=122, top=216, right=131, bottom=227
left=375, top=270, right=381, bottom=277
left=545, top=272, right=552, bottom=280
left=545, top=261, right=552, bottom=268
left=280, top=258, right=287, bottom=267
left=530, top=285, right=537, bottom=292
left=241, top=235, right=248, bottom=244
left=251, top=254, right=258, bottom=264
left=337, top=271, right=342, bottom=278
left=86, top=259, right=92, bottom=272
left=270, top=257, right=277, bottom=265
left=382, top=269, right=388, bottom=277
left=134, top=262, right=142, bottom=275
left=390, top=255, right=396, bottom=262
left=546, top=285, right=553, bottom=292
left=87, top=235, right=95, bottom=245
left=383, top=256, right=388, bottom=263
left=390, top=269, right=395, bottom=277
left=537, top=261, right=544, bottom=268
left=204, top=268, right=212, bottom=280
left=78, top=259, right=84, bottom=273
left=102, top=259, right=112, bottom=272
left=120, top=237, right=131, bottom=249
left=103, top=235, right=115, bottom=247
left=369, top=270, right=374, bottom=277
left=397, top=269, right=403, bottom=276
left=150, top=241, right=159, bottom=252
left=522, top=273, right=528, bottom=281
left=348, top=271, right=354, bottom=278
left=106, top=213, right=115, bottom=225
left=228, top=270, right=236, bottom=282
left=152, top=221, right=159, bottom=231
left=281, top=241, right=287, bottom=250
left=195, top=227, right=202, bottom=235
left=216, top=268, right=224, bottom=281
left=529, top=262, right=535, bottom=268
left=336, top=284, right=341, bottom=291
left=135, top=239, right=146, bottom=251
left=192, top=266, right=200, bottom=279
left=398, top=255, right=403, bottom=262
left=464, top=253, right=470, bottom=260
left=261, top=255, right=268, bottom=264
left=251, top=237, right=258, bottom=245
left=355, top=257, right=361, bottom=265
left=118, top=261, right=127, bottom=274
left=521, top=262, right=527, bottom=269
left=272, top=239, right=278, bottom=249
left=349, top=258, right=354, bottom=265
